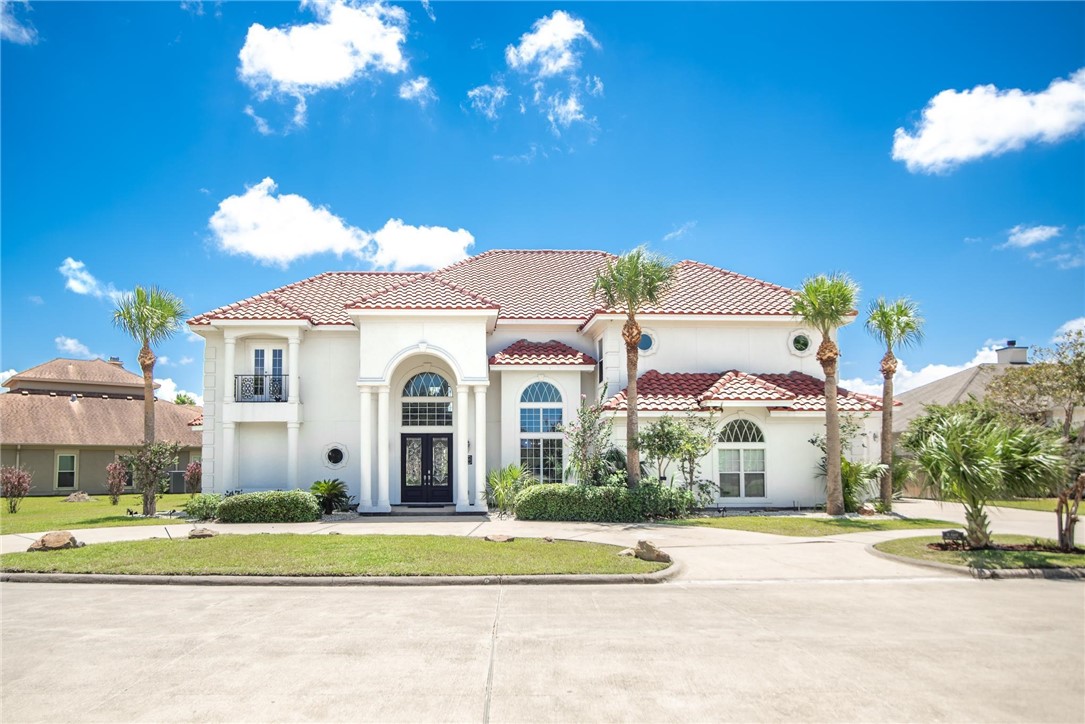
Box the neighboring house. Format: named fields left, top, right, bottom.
left=0, top=358, right=203, bottom=496
left=188, top=249, right=885, bottom=511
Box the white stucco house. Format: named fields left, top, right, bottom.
left=188, top=250, right=884, bottom=512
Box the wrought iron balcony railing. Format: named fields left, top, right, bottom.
left=235, top=374, right=289, bottom=403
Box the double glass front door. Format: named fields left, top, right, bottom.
left=401, top=433, right=452, bottom=504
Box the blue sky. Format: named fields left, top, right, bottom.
left=2, top=0, right=1083, bottom=402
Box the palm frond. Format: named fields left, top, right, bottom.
left=112, top=285, right=187, bottom=346
left=790, top=272, right=860, bottom=337
left=865, top=296, right=925, bottom=352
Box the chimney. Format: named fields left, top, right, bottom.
left=996, top=340, right=1029, bottom=365
left=107, top=356, right=123, bottom=367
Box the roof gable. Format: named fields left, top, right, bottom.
left=489, top=339, right=597, bottom=366
left=349, top=274, right=499, bottom=311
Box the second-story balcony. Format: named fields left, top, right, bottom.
left=235, top=374, right=290, bottom=403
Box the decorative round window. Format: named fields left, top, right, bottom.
left=793, top=334, right=810, bottom=352
left=788, top=330, right=814, bottom=357
left=323, top=443, right=348, bottom=470
left=638, top=332, right=655, bottom=353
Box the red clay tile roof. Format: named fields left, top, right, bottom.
left=188, top=412, right=203, bottom=427
left=604, top=370, right=885, bottom=413
left=349, top=274, right=499, bottom=311
left=190, top=250, right=802, bottom=327
left=489, top=339, right=597, bottom=366
left=0, top=394, right=203, bottom=447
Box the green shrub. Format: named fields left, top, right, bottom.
left=310, top=479, right=350, bottom=514
left=487, top=464, right=535, bottom=514
left=514, top=482, right=697, bottom=523
left=184, top=493, right=224, bottom=521
left=216, top=490, right=321, bottom=524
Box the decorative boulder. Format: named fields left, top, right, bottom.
left=617, top=548, right=635, bottom=557
left=857, top=503, right=877, bottom=516
left=188, top=528, right=218, bottom=539
left=484, top=534, right=515, bottom=543
left=633, top=540, right=671, bottom=563
left=63, top=491, right=92, bottom=503
left=28, top=531, right=84, bottom=552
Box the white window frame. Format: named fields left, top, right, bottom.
left=519, top=380, right=565, bottom=483
left=55, top=451, right=78, bottom=490
left=400, top=371, right=454, bottom=429
left=716, top=420, right=767, bottom=500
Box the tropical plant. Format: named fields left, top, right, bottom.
left=183, top=461, right=202, bottom=496
left=121, top=441, right=181, bottom=517
left=592, top=246, right=676, bottom=487
left=310, top=479, right=350, bottom=514
left=486, top=464, right=535, bottom=515
left=173, top=392, right=197, bottom=406
left=791, top=272, right=861, bottom=515
left=112, top=285, right=187, bottom=514
left=840, top=458, right=888, bottom=513
left=105, top=460, right=129, bottom=505
left=562, top=388, right=614, bottom=485
left=865, top=297, right=924, bottom=511
left=1, top=466, right=32, bottom=514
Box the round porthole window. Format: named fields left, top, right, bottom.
left=793, top=334, right=810, bottom=352
left=788, top=330, right=814, bottom=357
left=323, top=443, right=348, bottom=470
left=638, top=332, right=655, bottom=353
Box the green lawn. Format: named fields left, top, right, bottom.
left=669, top=515, right=959, bottom=537
left=875, top=534, right=1085, bottom=570
left=0, top=494, right=194, bottom=536
left=990, top=498, right=1059, bottom=513
left=0, top=534, right=667, bottom=577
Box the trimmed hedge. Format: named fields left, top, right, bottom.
left=514, top=482, right=697, bottom=523
left=215, top=490, right=321, bottom=524
left=183, top=493, right=223, bottom=521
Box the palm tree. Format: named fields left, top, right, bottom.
left=865, top=297, right=924, bottom=511
left=592, top=246, right=675, bottom=486
left=112, top=286, right=187, bottom=444
left=791, top=273, right=860, bottom=515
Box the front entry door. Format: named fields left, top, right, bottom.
left=401, top=433, right=453, bottom=504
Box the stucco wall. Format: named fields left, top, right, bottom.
left=1, top=445, right=195, bottom=496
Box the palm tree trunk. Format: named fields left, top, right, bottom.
left=138, top=341, right=156, bottom=516
left=818, top=339, right=844, bottom=515
left=879, top=352, right=896, bottom=511
left=625, top=339, right=640, bottom=488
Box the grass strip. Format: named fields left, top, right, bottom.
left=875, top=534, right=1085, bottom=570
left=668, top=516, right=958, bottom=537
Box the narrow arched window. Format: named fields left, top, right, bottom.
left=717, top=419, right=766, bottom=498
left=401, top=372, right=453, bottom=427
left=519, top=382, right=563, bottom=482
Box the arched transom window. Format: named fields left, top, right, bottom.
left=520, top=381, right=563, bottom=483
left=402, top=372, right=453, bottom=427
left=717, top=419, right=766, bottom=498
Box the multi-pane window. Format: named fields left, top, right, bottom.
left=519, top=382, right=563, bottom=482
left=253, top=349, right=265, bottom=395
left=56, top=453, right=77, bottom=489
left=401, top=372, right=453, bottom=427
left=717, top=420, right=766, bottom=498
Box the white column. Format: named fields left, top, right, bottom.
left=473, top=386, right=488, bottom=509
left=456, top=386, right=470, bottom=511
left=286, top=422, right=299, bottom=489
left=222, top=422, right=236, bottom=491
left=288, top=337, right=300, bottom=403
left=224, top=338, right=236, bottom=403
left=376, top=386, right=391, bottom=511
left=359, top=386, right=375, bottom=511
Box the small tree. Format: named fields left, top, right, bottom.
left=1055, top=473, right=1084, bottom=553
left=183, top=461, right=202, bottom=496
left=562, top=390, right=614, bottom=486
left=105, top=461, right=128, bottom=505
left=122, top=441, right=181, bottom=516
left=639, top=416, right=685, bottom=481
left=674, top=415, right=719, bottom=505
left=1, top=466, right=32, bottom=514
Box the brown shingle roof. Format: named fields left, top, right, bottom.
left=3, top=358, right=149, bottom=391
left=0, top=394, right=202, bottom=447
left=489, top=339, right=597, bottom=366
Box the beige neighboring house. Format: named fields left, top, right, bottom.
left=0, top=358, right=202, bottom=496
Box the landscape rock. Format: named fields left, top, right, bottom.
left=484, top=534, right=515, bottom=543
left=617, top=548, right=635, bottom=557
left=28, top=531, right=84, bottom=552
left=857, top=503, right=877, bottom=516
left=633, top=540, right=671, bottom=563
left=543, top=536, right=554, bottom=543
left=189, top=528, right=217, bottom=539
left=62, top=491, right=92, bottom=503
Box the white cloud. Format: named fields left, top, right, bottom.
left=0, top=368, right=17, bottom=386
left=58, top=258, right=128, bottom=304
left=369, top=218, right=474, bottom=270
left=841, top=345, right=1000, bottom=396
left=893, top=68, right=1085, bottom=174
left=1003, top=224, right=1062, bottom=249
left=180, top=1, right=204, bottom=16
left=585, top=75, right=604, bottom=97
left=154, top=377, right=204, bottom=406
left=663, top=221, right=697, bottom=242
left=1054, top=318, right=1085, bottom=342
left=238, top=0, right=409, bottom=130
left=1, top=0, right=38, bottom=45
left=505, top=10, right=598, bottom=79
left=180, top=356, right=196, bottom=365
left=467, top=83, right=508, bottom=121
left=158, top=356, right=172, bottom=366
left=420, top=0, right=434, bottom=22
left=243, top=105, right=273, bottom=135
left=55, top=336, right=102, bottom=360
left=28, top=295, right=44, bottom=305
left=545, top=91, right=586, bottom=132
left=493, top=143, right=545, bottom=164
left=398, top=75, right=436, bottom=106
left=209, top=177, right=473, bottom=270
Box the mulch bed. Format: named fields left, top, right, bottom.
left=927, top=542, right=1085, bottom=555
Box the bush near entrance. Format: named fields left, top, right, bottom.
left=215, top=490, right=320, bottom=523
left=514, top=482, right=696, bottom=523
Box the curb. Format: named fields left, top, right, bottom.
left=866, top=543, right=1085, bottom=580
left=0, top=560, right=683, bottom=587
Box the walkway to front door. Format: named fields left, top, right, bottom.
left=401, top=433, right=453, bottom=504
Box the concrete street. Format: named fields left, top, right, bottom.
left=1, top=500, right=1082, bottom=722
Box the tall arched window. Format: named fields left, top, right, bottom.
left=520, top=381, right=563, bottom=482
left=717, top=419, right=766, bottom=498
left=401, top=372, right=453, bottom=427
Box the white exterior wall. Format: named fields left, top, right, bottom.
left=497, top=368, right=584, bottom=480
